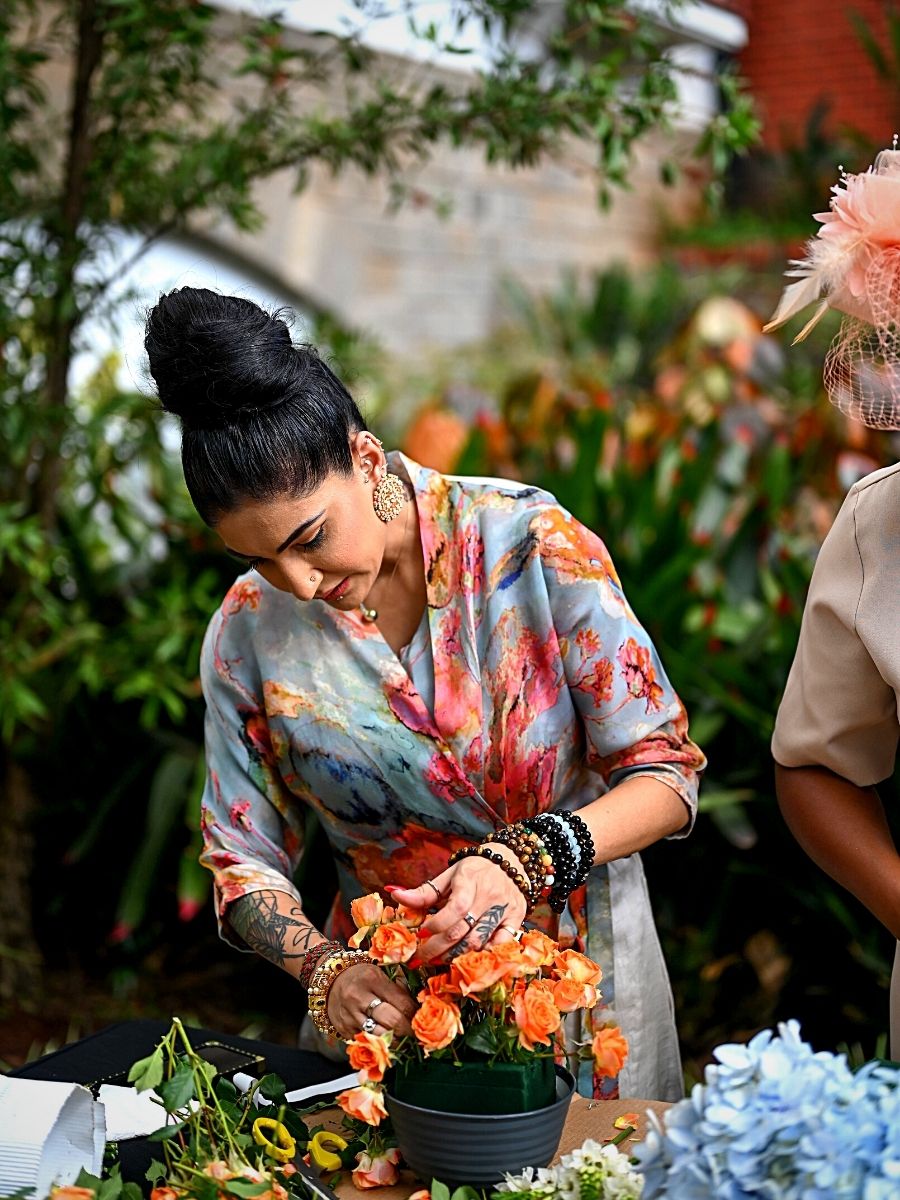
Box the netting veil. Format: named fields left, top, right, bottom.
left=765, top=145, right=900, bottom=431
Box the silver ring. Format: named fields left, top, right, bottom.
left=425, top=880, right=441, bottom=900
left=463, top=912, right=477, bottom=928
left=365, top=997, right=383, bottom=1018
left=362, top=1016, right=377, bottom=1034
left=499, top=924, right=521, bottom=939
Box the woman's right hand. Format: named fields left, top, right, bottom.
left=326, top=962, right=417, bottom=1039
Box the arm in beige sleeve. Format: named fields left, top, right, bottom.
left=773, top=484, right=900, bottom=937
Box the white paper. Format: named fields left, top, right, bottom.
left=0, top=1077, right=105, bottom=1195
left=97, top=1085, right=173, bottom=1142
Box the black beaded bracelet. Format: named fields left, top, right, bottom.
left=524, top=815, right=581, bottom=912
left=558, top=811, right=596, bottom=888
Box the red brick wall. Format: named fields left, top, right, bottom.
left=737, top=0, right=895, bottom=148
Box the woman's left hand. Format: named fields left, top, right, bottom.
left=389, top=844, right=528, bottom=963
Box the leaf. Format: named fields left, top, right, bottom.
left=145, top=1161, right=167, bottom=1185
left=156, top=1061, right=197, bottom=1112
left=431, top=1183, right=451, bottom=1200
left=148, top=1118, right=189, bottom=1142
left=128, top=1046, right=164, bottom=1092
left=256, top=1072, right=287, bottom=1103
left=464, top=1022, right=499, bottom=1056
left=221, top=1182, right=272, bottom=1198
left=97, top=1173, right=123, bottom=1200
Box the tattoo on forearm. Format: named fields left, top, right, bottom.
left=231, top=890, right=317, bottom=968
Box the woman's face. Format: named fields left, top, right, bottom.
left=214, top=434, right=390, bottom=609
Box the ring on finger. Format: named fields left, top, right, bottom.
left=425, top=880, right=441, bottom=900
left=365, top=997, right=384, bottom=1018
left=463, top=912, right=477, bottom=928
left=499, top=924, right=522, bottom=938
left=362, top=1016, right=378, bottom=1034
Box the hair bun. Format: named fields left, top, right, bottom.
left=144, top=287, right=296, bottom=428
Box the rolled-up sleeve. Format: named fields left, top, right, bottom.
left=538, top=507, right=706, bottom=835
left=772, top=487, right=899, bottom=786
left=199, top=599, right=306, bottom=950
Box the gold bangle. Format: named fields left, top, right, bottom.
left=307, top=948, right=372, bottom=1039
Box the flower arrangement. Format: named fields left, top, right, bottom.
left=634, top=1020, right=900, bottom=1198
left=333, top=891, right=628, bottom=1167
left=496, top=1139, right=644, bottom=1200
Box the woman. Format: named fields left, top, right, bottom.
left=144, top=287, right=705, bottom=1101
left=772, top=462, right=900, bottom=1053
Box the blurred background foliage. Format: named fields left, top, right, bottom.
left=3, top=0, right=899, bottom=1082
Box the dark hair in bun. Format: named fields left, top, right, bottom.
left=144, top=287, right=364, bottom=524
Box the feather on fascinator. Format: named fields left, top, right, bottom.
left=764, top=144, right=900, bottom=430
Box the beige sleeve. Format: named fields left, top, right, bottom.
left=772, top=488, right=899, bottom=786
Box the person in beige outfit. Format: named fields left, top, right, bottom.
left=772, top=460, right=900, bottom=1054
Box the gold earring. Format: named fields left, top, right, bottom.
left=372, top=472, right=406, bottom=522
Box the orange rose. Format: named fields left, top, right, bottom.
left=346, top=1030, right=393, bottom=1082
left=351, top=893, right=384, bottom=928
left=592, top=1026, right=629, bottom=1078
left=408, top=1191, right=431, bottom=1200
left=449, top=949, right=508, bottom=995
left=418, top=970, right=461, bottom=1000
left=52, top=1191, right=97, bottom=1200
left=396, top=901, right=425, bottom=927
left=369, top=920, right=418, bottom=964
left=411, top=994, right=464, bottom=1054
left=149, top=1191, right=180, bottom=1200
left=519, top=929, right=558, bottom=968
left=491, top=941, right=535, bottom=979
left=351, top=1147, right=402, bottom=1189
left=512, top=979, right=561, bottom=1050
left=551, top=977, right=599, bottom=1012
left=554, top=948, right=602, bottom=987
left=337, top=1083, right=388, bottom=1126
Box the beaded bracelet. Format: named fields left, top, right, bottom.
left=447, top=844, right=534, bottom=911
left=524, top=815, right=581, bottom=912
left=557, top=811, right=595, bottom=888
left=307, top=948, right=372, bottom=1039
left=299, top=939, right=342, bottom=991
left=488, top=825, right=554, bottom=903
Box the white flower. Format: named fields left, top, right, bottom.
left=497, top=1140, right=643, bottom=1199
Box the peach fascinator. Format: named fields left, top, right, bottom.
left=764, top=143, right=900, bottom=430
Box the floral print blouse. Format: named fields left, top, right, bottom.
left=199, top=453, right=705, bottom=1100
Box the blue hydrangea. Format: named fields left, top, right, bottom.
left=633, top=1021, right=900, bottom=1198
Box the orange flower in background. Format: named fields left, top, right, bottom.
left=519, top=929, right=558, bottom=968
left=350, top=893, right=384, bottom=928
left=352, top=1147, right=402, bottom=1190
left=491, top=940, right=533, bottom=977
left=346, top=1030, right=393, bottom=1083
left=52, top=1190, right=97, bottom=1200
left=554, top=949, right=603, bottom=987
left=512, top=979, right=561, bottom=1050
left=592, top=1026, right=629, bottom=1078
left=551, top=977, right=598, bottom=1012
left=408, top=1191, right=431, bottom=1200
left=411, top=994, right=464, bottom=1053
left=149, top=1190, right=180, bottom=1200
left=369, top=921, right=418, bottom=964
left=337, top=1083, right=388, bottom=1126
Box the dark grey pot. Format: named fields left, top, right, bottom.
left=385, top=1066, right=575, bottom=1187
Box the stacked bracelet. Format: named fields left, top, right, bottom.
left=299, top=939, right=342, bottom=990
left=488, top=825, right=554, bottom=905
left=524, top=812, right=596, bottom=912
left=307, top=948, right=372, bottom=1039
left=447, top=845, right=534, bottom=911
